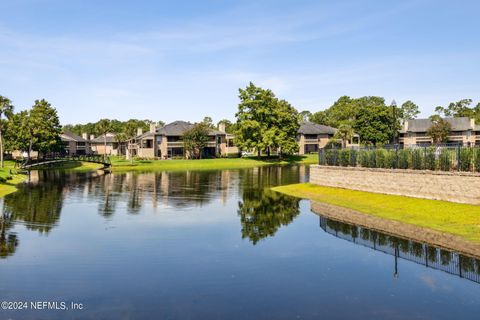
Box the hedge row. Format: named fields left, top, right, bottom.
left=320, top=147, right=480, bottom=172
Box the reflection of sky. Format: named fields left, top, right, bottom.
left=1, top=169, right=480, bottom=319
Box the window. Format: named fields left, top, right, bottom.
left=304, top=134, right=318, bottom=140
left=167, top=136, right=182, bottom=142
left=228, top=140, right=235, bottom=147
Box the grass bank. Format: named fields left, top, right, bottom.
left=110, top=154, right=318, bottom=172
left=272, top=183, right=480, bottom=243
left=0, top=161, right=28, bottom=198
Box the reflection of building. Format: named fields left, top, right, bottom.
left=399, top=117, right=480, bottom=146
left=297, top=122, right=359, bottom=155
left=131, top=121, right=239, bottom=159
left=319, top=215, right=480, bottom=284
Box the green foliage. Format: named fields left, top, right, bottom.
left=349, top=149, right=357, bottom=167
left=63, top=118, right=158, bottom=136
left=183, top=123, right=211, bottom=159
left=410, top=148, right=423, bottom=170
left=439, top=149, right=452, bottom=171
left=427, top=116, right=452, bottom=144
left=475, top=148, right=480, bottom=172
left=234, top=83, right=299, bottom=157
left=424, top=147, right=436, bottom=171
left=325, top=149, right=339, bottom=166
left=338, top=149, right=350, bottom=167
left=459, top=148, right=473, bottom=172
left=397, top=149, right=409, bottom=169
left=375, top=149, right=387, bottom=168
left=399, top=100, right=420, bottom=121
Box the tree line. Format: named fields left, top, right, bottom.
left=0, top=96, right=62, bottom=166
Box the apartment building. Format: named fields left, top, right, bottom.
left=399, top=117, right=480, bottom=146
left=297, top=122, right=360, bottom=154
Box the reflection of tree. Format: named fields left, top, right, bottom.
left=2, top=175, right=64, bottom=234
left=238, top=188, right=300, bottom=245
left=0, top=212, right=17, bottom=259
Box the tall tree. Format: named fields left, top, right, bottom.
left=201, top=116, right=215, bottom=129
left=435, top=99, right=473, bottom=118
left=235, top=83, right=299, bottom=158
left=5, top=111, right=31, bottom=159
left=0, top=96, right=14, bottom=168
left=183, top=123, right=210, bottom=159
left=427, top=115, right=452, bottom=144
left=29, top=99, right=62, bottom=155
left=399, top=100, right=420, bottom=121
left=96, top=119, right=112, bottom=159
left=299, top=110, right=312, bottom=122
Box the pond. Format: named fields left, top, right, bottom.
left=1, top=166, right=479, bottom=319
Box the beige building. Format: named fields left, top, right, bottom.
left=131, top=121, right=238, bottom=159
left=60, top=131, right=90, bottom=155
left=399, top=117, right=480, bottom=146
left=297, top=122, right=359, bottom=154
left=90, top=133, right=124, bottom=156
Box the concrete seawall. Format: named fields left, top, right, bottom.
left=309, top=165, right=480, bottom=205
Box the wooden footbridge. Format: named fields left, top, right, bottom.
left=17, top=154, right=111, bottom=171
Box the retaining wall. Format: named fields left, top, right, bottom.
left=309, top=165, right=480, bottom=205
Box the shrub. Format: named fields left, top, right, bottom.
left=424, top=147, right=436, bottom=171
left=349, top=149, right=358, bottom=167
left=384, top=150, right=396, bottom=169
left=458, top=148, right=473, bottom=172
left=397, top=149, right=409, bottom=169
left=410, top=148, right=423, bottom=170
left=367, top=150, right=376, bottom=168
left=375, top=149, right=387, bottom=168
left=325, top=149, right=339, bottom=166
left=475, top=148, right=480, bottom=172
left=439, top=148, right=452, bottom=171
left=339, top=149, right=350, bottom=167
left=358, top=150, right=367, bottom=167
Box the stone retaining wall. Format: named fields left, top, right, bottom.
left=310, top=165, right=480, bottom=205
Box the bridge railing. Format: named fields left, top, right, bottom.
left=19, top=153, right=111, bottom=169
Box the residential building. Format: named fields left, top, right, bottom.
left=297, top=122, right=359, bottom=154
left=399, top=117, right=480, bottom=146
left=90, top=133, right=125, bottom=156
left=130, top=121, right=239, bottom=159
left=60, top=131, right=90, bottom=155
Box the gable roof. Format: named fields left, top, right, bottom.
left=91, top=133, right=117, bottom=143
left=61, top=131, right=87, bottom=142
left=155, top=121, right=226, bottom=136
left=403, top=117, right=473, bottom=133
left=298, top=122, right=337, bottom=135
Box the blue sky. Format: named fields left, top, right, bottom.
left=1, top=0, right=479, bottom=125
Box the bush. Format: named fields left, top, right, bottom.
left=358, top=150, right=369, bottom=168
left=339, top=150, right=350, bottom=167
left=397, top=149, right=409, bottom=169
left=410, top=148, right=423, bottom=170
left=349, top=149, right=358, bottom=167
left=325, top=149, right=339, bottom=166
left=475, top=148, right=480, bottom=172
left=384, top=150, right=396, bottom=169
left=439, top=148, right=452, bottom=171
left=424, top=147, right=436, bottom=171
left=0, top=176, right=6, bottom=183
left=459, top=148, right=473, bottom=172
left=375, top=149, right=387, bottom=168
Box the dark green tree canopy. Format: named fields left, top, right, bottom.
left=234, top=82, right=300, bottom=157
left=183, top=122, right=211, bottom=159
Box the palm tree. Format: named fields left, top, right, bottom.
left=0, top=96, right=14, bottom=168
left=96, top=119, right=111, bottom=160
left=335, top=123, right=354, bottom=149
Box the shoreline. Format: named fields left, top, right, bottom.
left=272, top=183, right=480, bottom=244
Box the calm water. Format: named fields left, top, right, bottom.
left=1, top=166, right=480, bottom=319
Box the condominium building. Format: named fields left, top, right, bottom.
left=399, top=117, right=480, bottom=146
left=297, top=122, right=360, bottom=154
left=131, top=121, right=238, bottom=159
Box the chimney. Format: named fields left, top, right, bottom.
left=150, top=123, right=156, bottom=133
left=471, top=118, right=475, bottom=129
left=403, top=120, right=409, bottom=132
left=82, top=133, right=88, bottom=140
left=137, top=128, right=143, bottom=136
left=218, top=122, right=226, bottom=133
left=90, top=134, right=95, bottom=140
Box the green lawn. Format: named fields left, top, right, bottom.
left=272, top=183, right=480, bottom=243
left=0, top=161, right=27, bottom=198
left=110, top=154, right=318, bottom=172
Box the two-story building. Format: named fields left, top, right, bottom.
left=90, top=133, right=124, bottom=156
left=60, top=131, right=90, bottom=155
left=297, top=122, right=360, bottom=154
left=131, top=121, right=238, bottom=159
left=399, top=117, right=480, bottom=146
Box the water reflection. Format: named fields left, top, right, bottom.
left=238, top=188, right=299, bottom=244
left=0, top=165, right=306, bottom=259
left=319, top=215, right=480, bottom=284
